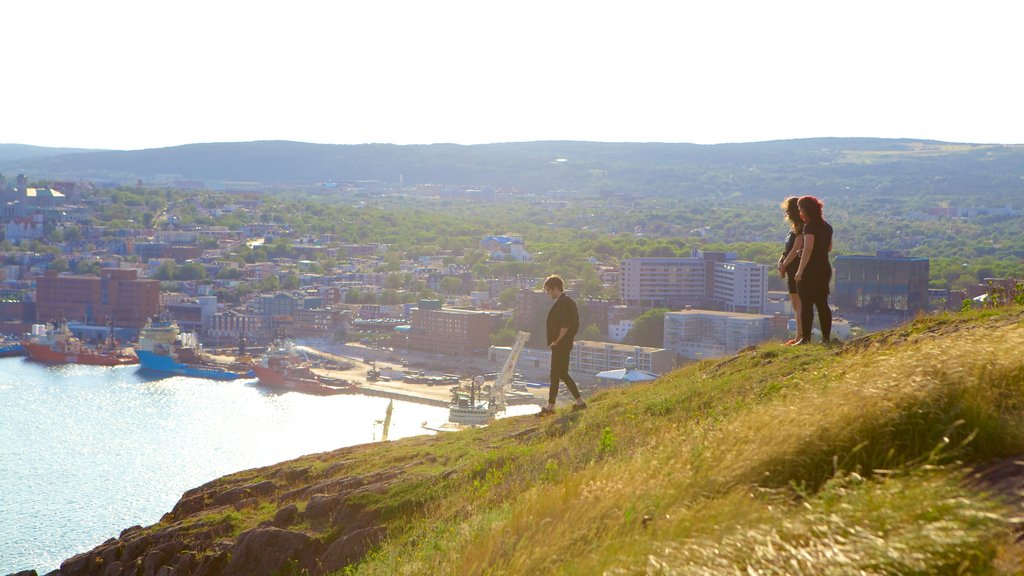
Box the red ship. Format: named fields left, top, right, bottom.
left=252, top=341, right=354, bottom=396
left=23, top=323, right=138, bottom=366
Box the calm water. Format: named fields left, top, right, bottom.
left=0, top=358, right=451, bottom=575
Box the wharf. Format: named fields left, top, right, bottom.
left=210, top=347, right=545, bottom=408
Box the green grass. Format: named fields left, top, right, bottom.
left=143, top=307, right=1024, bottom=574
left=337, top=307, right=1024, bottom=574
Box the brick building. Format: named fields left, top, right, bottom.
left=35, top=268, right=159, bottom=328
left=402, top=307, right=497, bottom=357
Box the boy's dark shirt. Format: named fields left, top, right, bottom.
left=546, top=293, right=579, bottom=347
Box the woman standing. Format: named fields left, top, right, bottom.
left=794, top=195, right=833, bottom=345
left=778, top=197, right=804, bottom=345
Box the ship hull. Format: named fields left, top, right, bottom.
left=0, top=343, right=25, bottom=357
left=251, top=364, right=352, bottom=395
left=24, top=343, right=138, bottom=366
left=136, top=350, right=249, bottom=380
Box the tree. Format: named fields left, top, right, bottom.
left=579, top=323, right=601, bottom=341
left=439, top=276, right=464, bottom=295
left=260, top=275, right=280, bottom=292
left=578, top=266, right=603, bottom=299
left=217, top=267, right=242, bottom=280
left=498, top=287, right=519, bottom=308
left=345, top=288, right=361, bottom=304
left=74, top=259, right=102, bottom=275
left=281, top=273, right=300, bottom=290
left=623, top=308, right=668, bottom=347
left=152, top=261, right=176, bottom=280
left=176, top=262, right=209, bottom=281
left=50, top=258, right=69, bottom=273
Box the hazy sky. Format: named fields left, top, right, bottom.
left=6, top=1, right=1022, bottom=150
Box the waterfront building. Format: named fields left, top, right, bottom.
left=402, top=306, right=498, bottom=357
left=489, top=340, right=672, bottom=377
left=35, top=268, right=159, bottom=329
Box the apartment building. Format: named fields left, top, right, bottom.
left=620, top=252, right=766, bottom=313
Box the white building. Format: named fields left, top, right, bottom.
left=489, top=340, right=673, bottom=377
left=712, top=260, right=767, bottom=314
left=619, top=256, right=705, bottom=307
left=620, top=252, right=767, bottom=313
left=608, top=319, right=634, bottom=343
left=664, top=309, right=773, bottom=360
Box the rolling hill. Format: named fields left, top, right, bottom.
left=3, top=139, right=1023, bottom=201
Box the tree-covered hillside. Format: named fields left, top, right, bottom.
left=4, top=139, right=1024, bottom=204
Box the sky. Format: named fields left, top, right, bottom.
left=5, top=1, right=1023, bottom=151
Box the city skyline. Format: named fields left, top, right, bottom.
left=5, top=1, right=1023, bottom=150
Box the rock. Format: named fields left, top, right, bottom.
left=223, top=528, right=320, bottom=576
left=273, top=504, right=299, bottom=527
left=233, top=497, right=259, bottom=511
left=212, top=481, right=277, bottom=508
left=119, top=526, right=144, bottom=539
left=99, top=560, right=122, bottom=576
left=6, top=570, right=39, bottom=576
left=192, top=547, right=231, bottom=576
left=319, top=526, right=387, bottom=573
left=141, top=541, right=184, bottom=575
left=304, top=492, right=374, bottom=532
left=59, top=551, right=96, bottom=575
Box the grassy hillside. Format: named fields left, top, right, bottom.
left=54, top=307, right=1024, bottom=575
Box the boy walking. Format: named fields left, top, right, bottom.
left=540, top=275, right=587, bottom=415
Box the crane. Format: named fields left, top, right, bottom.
left=491, top=331, right=530, bottom=414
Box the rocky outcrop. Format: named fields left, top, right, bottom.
left=222, top=528, right=320, bottom=576
left=39, top=444, right=416, bottom=576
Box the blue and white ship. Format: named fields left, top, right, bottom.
left=136, top=320, right=251, bottom=380
left=0, top=335, right=25, bottom=357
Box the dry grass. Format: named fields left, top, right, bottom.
left=337, top=308, right=1024, bottom=575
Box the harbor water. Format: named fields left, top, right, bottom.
left=0, top=357, right=450, bottom=574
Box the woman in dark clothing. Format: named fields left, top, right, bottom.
left=777, top=197, right=804, bottom=345
left=794, top=195, right=833, bottom=345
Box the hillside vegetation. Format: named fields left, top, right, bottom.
left=7, top=139, right=1024, bottom=203
left=53, top=307, right=1024, bottom=575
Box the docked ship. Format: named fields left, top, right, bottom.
left=251, top=341, right=354, bottom=395
left=0, top=335, right=26, bottom=357
left=136, top=320, right=251, bottom=380
left=23, top=323, right=138, bottom=366
left=448, top=377, right=494, bottom=426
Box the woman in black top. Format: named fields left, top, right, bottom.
left=777, top=197, right=804, bottom=345
left=794, top=195, right=833, bottom=345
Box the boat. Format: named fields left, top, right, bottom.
left=251, top=340, right=354, bottom=395
left=136, top=320, right=251, bottom=380
left=23, top=323, right=138, bottom=366
left=448, top=377, right=494, bottom=426
left=0, top=335, right=26, bottom=357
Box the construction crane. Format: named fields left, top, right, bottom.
left=492, top=331, right=530, bottom=414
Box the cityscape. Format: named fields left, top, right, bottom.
left=0, top=170, right=1011, bottom=386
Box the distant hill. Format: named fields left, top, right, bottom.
left=3, top=139, right=1023, bottom=201
left=0, top=143, right=99, bottom=165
